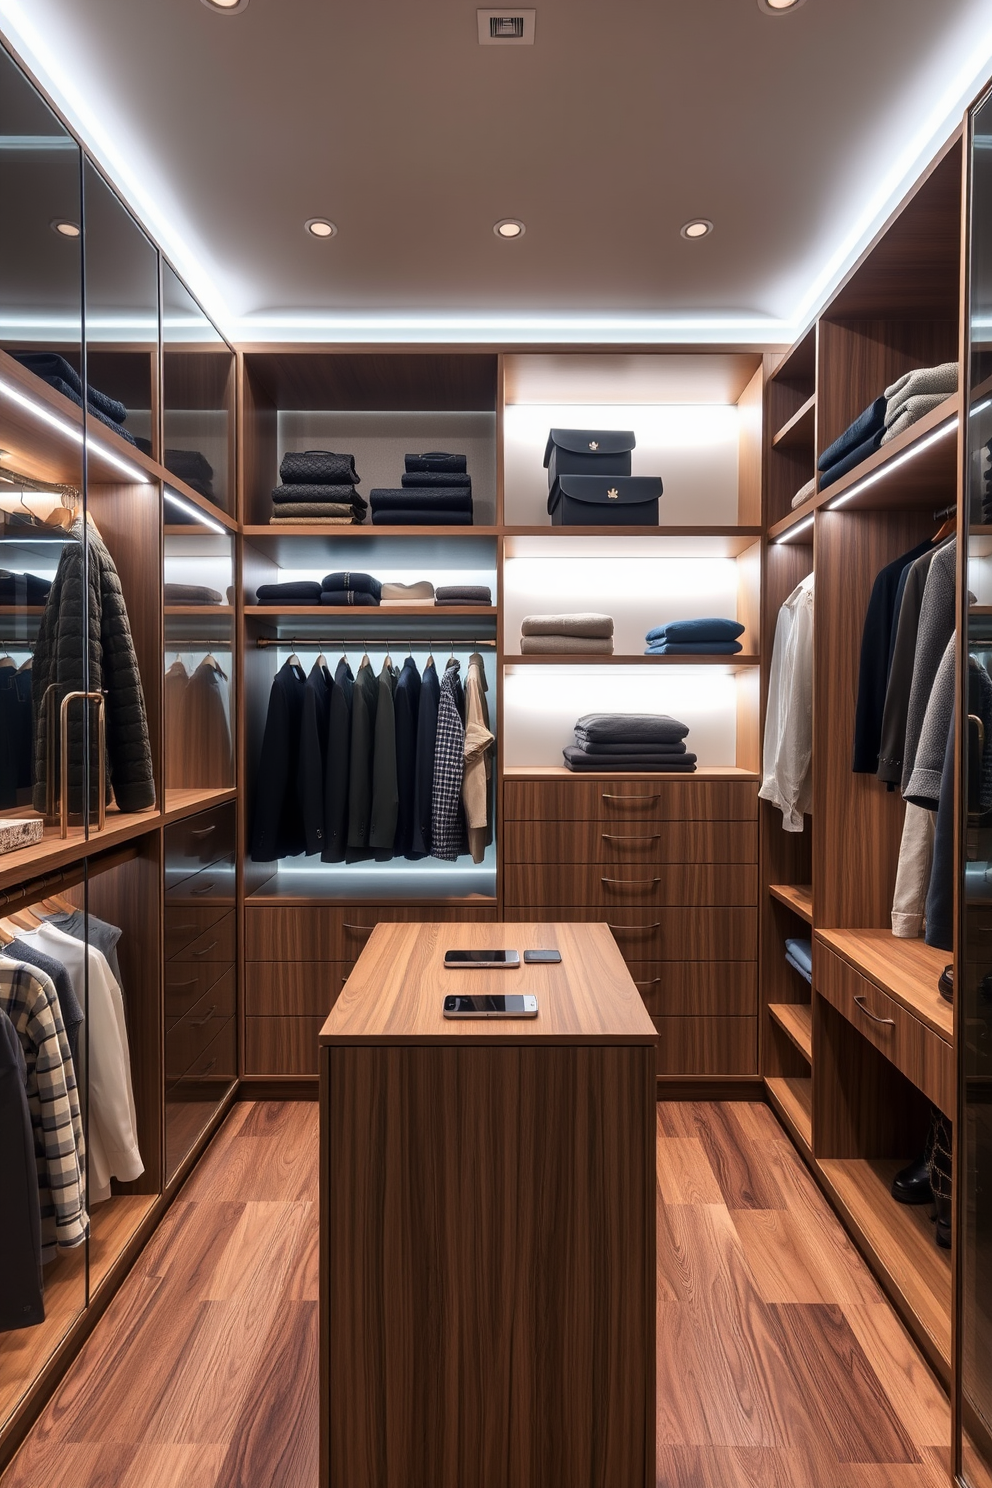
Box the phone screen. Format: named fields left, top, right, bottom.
left=444, top=995, right=530, bottom=1014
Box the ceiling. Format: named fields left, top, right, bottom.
left=2, top=0, right=992, bottom=343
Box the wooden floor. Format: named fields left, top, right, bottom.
left=2, top=1100, right=951, bottom=1488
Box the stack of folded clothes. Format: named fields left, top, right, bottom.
left=321, top=571, right=381, bottom=607
left=563, top=713, right=696, bottom=773
left=162, top=449, right=215, bottom=501
left=12, top=351, right=135, bottom=444
left=520, top=613, right=614, bottom=654
left=435, top=585, right=491, bottom=607
left=791, top=476, right=815, bottom=510
left=882, top=362, right=958, bottom=444
left=785, top=937, right=812, bottom=984
left=0, top=570, right=52, bottom=605
left=270, top=450, right=366, bottom=526
left=164, top=583, right=224, bottom=605
left=381, top=580, right=434, bottom=605
left=644, top=617, right=744, bottom=655
left=818, top=398, right=887, bottom=490
left=255, top=580, right=323, bottom=606
left=370, top=451, right=473, bottom=526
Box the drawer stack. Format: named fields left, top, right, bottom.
left=503, top=775, right=759, bottom=1076
left=244, top=903, right=499, bottom=1076
left=164, top=804, right=237, bottom=1095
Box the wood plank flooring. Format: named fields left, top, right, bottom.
left=1, top=1100, right=952, bottom=1488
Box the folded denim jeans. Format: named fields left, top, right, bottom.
left=818, top=396, right=887, bottom=473
left=818, top=428, right=885, bottom=490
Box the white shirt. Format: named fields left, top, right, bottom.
left=759, top=572, right=814, bottom=832
left=17, top=921, right=143, bottom=1202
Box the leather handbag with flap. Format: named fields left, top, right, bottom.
left=543, top=429, right=635, bottom=486
left=547, top=475, right=663, bottom=526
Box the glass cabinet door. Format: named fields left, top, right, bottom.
left=161, top=264, right=235, bottom=519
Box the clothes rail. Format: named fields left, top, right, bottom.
left=254, top=636, right=497, bottom=649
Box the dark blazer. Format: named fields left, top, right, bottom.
left=409, top=658, right=440, bottom=858
left=298, top=660, right=332, bottom=855
left=250, top=659, right=307, bottom=861
left=347, top=658, right=378, bottom=850
left=369, top=660, right=399, bottom=856
left=0, top=1007, right=44, bottom=1331
left=393, top=657, right=422, bottom=856
left=322, top=658, right=353, bottom=863
left=853, top=538, right=932, bottom=773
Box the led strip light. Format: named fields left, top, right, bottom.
left=0, top=376, right=150, bottom=484
left=163, top=487, right=226, bottom=534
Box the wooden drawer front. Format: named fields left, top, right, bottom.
left=166, top=860, right=236, bottom=904
left=175, top=1017, right=236, bottom=1087
left=504, top=863, right=756, bottom=908
left=503, top=906, right=756, bottom=961
left=165, top=803, right=236, bottom=876
left=653, top=1016, right=757, bottom=1076
left=246, top=904, right=498, bottom=961
left=167, top=965, right=236, bottom=1029
left=817, top=947, right=954, bottom=1116
left=245, top=1016, right=324, bottom=1077
left=164, top=903, right=230, bottom=961
left=166, top=910, right=235, bottom=966
left=626, top=961, right=757, bottom=1017
left=246, top=961, right=350, bottom=1017
left=166, top=960, right=235, bottom=1022
left=167, top=992, right=235, bottom=1084
left=503, top=819, right=757, bottom=865
left=504, top=778, right=757, bottom=823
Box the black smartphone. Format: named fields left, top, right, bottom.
left=523, top=949, right=562, bottom=964
left=443, top=994, right=538, bottom=1018
left=443, top=949, right=520, bottom=969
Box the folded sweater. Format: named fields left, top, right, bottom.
left=884, top=361, right=958, bottom=404
left=320, top=591, right=380, bottom=607
left=563, top=746, right=697, bottom=772
left=269, top=515, right=356, bottom=525
left=322, top=571, right=382, bottom=598
left=279, top=450, right=359, bottom=485
left=576, top=739, right=687, bottom=756
left=818, top=428, right=885, bottom=490
left=881, top=395, right=951, bottom=444
left=11, top=351, right=127, bottom=425
left=784, top=937, right=812, bottom=976
left=521, top=613, right=613, bottom=638
left=256, top=581, right=322, bottom=605
left=400, top=472, right=473, bottom=489
left=521, top=635, right=614, bottom=654
left=405, top=452, right=467, bottom=473
left=645, top=617, right=743, bottom=643
left=370, top=488, right=472, bottom=512
left=646, top=641, right=743, bottom=655
left=165, top=449, right=214, bottom=489
left=372, top=509, right=473, bottom=526
left=818, top=397, right=887, bottom=473
left=574, top=712, right=689, bottom=745
left=271, top=484, right=366, bottom=506
left=269, top=503, right=358, bottom=519
left=791, top=476, right=816, bottom=510
left=434, top=585, right=491, bottom=604
left=164, top=583, right=223, bottom=605
left=381, top=581, right=435, bottom=603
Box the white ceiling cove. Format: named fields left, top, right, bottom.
left=2, top=0, right=992, bottom=343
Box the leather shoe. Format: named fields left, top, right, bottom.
left=891, top=1153, right=933, bottom=1205
left=934, top=1193, right=951, bottom=1248
left=938, top=965, right=953, bottom=1003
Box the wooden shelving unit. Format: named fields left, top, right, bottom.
left=768, top=1002, right=812, bottom=1061
left=766, top=1075, right=812, bottom=1151
left=769, top=882, right=813, bottom=922
left=502, top=653, right=760, bottom=667
left=771, top=393, right=815, bottom=450
left=816, top=927, right=952, bottom=1040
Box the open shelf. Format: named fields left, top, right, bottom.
left=818, top=1157, right=951, bottom=1371
left=769, top=1002, right=812, bottom=1062
left=162, top=787, right=237, bottom=823
left=0, top=806, right=160, bottom=895
left=766, top=1075, right=812, bottom=1151
left=243, top=524, right=497, bottom=540
left=503, top=654, right=759, bottom=667
left=770, top=882, right=813, bottom=922
left=502, top=525, right=762, bottom=554
left=815, top=928, right=952, bottom=1041
left=252, top=605, right=496, bottom=619
left=164, top=604, right=233, bottom=617
left=772, top=393, right=816, bottom=450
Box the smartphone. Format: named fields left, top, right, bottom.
left=443, top=994, right=538, bottom=1018
left=523, top=949, right=562, bottom=964
left=443, top=949, right=520, bottom=969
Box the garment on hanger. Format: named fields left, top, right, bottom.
left=41, top=909, right=125, bottom=1006
left=164, top=659, right=190, bottom=789
left=759, top=572, right=814, bottom=831
left=0, top=1005, right=44, bottom=1329
left=4, top=937, right=83, bottom=1067
left=877, top=543, right=948, bottom=786
left=463, top=653, right=495, bottom=864
left=346, top=657, right=379, bottom=852
left=0, top=663, right=33, bottom=809
left=900, top=539, right=957, bottom=794
left=891, top=805, right=936, bottom=939
left=180, top=658, right=233, bottom=788
left=409, top=656, right=440, bottom=859
left=321, top=658, right=354, bottom=863
left=393, top=656, right=422, bottom=856
left=250, top=658, right=307, bottom=861
left=852, top=538, right=933, bottom=773
left=432, top=661, right=466, bottom=862
left=0, top=956, right=86, bottom=1260
left=299, top=659, right=332, bottom=856
left=369, top=659, right=399, bottom=856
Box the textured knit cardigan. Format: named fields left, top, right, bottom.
left=32, top=520, right=155, bottom=815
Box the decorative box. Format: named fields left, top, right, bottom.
left=543, top=429, right=635, bottom=487
left=547, top=475, right=663, bottom=526
left=0, top=817, right=44, bottom=855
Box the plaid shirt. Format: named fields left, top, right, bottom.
left=431, top=662, right=466, bottom=861
left=0, top=957, right=87, bottom=1262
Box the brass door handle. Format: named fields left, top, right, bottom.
left=189, top=1004, right=218, bottom=1028
left=607, top=921, right=661, bottom=932
left=854, top=995, right=895, bottom=1027
left=602, top=793, right=660, bottom=803
left=601, top=876, right=661, bottom=888
left=191, top=942, right=219, bottom=957
left=601, top=833, right=662, bottom=843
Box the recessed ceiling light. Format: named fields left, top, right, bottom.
left=51, top=219, right=80, bottom=238
left=494, top=219, right=525, bottom=239
left=200, top=0, right=250, bottom=11
left=757, top=0, right=806, bottom=12
left=680, top=219, right=713, bottom=239
left=305, top=219, right=337, bottom=239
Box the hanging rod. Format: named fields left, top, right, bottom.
left=933, top=501, right=957, bottom=522
left=254, top=636, right=496, bottom=650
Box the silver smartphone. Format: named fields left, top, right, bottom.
left=443, top=949, right=520, bottom=969
left=443, top=994, right=538, bottom=1018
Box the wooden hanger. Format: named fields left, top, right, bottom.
left=39, top=893, right=76, bottom=915
left=0, top=920, right=16, bottom=947
left=8, top=906, right=43, bottom=931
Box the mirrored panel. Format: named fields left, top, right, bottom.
left=162, top=264, right=234, bottom=516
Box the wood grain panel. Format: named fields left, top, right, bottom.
left=245, top=1018, right=325, bottom=1077
left=625, top=960, right=757, bottom=1017
left=653, top=1017, right=757, bottom=1076
left=502, top=906, right=757, bottom=961
left=502, top=818, right=757, bottom=864
left=166, top=960, right=235, bottom=1023
left=246, top=961, right=351, bottom=1017
left=324, top=1042, right=656, bottom=1488
left=246, top=904, right=498, bottom=961
left=503, top=778, right=758, bottom=822
left=813, top=993, right=933, bottom=1161
left=504, top=862, right=757, bottom=908
left=736, top=365, right=764, bottom=527
left=164, top=903, right=230, bottom=962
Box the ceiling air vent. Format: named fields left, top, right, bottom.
left=477, top=9, right=536, bottom=44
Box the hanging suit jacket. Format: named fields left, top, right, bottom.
left=369, top=660, right=399, bottom=856
left=250, top=659, right=307, bottom=860
left=463, top=653, right=495, bottom=864
left=0, top=1006, right=44, bottom=1330
left=409, top=658, right=440, bottom=858
left=432, top=661, right=466, bottom=862
left=347, top=659, right=379, bottom=851
left=181, top=659, right=233, bottom=789
left=298, top=660, right=332, bottom=856
left=393, top=656, right=422, bottom=856
left=164, top=660, right=190, bottom=789
left=322, top=658, right=354, bottom=863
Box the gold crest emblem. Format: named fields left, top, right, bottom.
left=588, top=440, right=599, bottom=450
left=607, top=487, right=619, bottom=499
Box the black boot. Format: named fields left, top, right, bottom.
left=892, top=1109, right=936, bottom=1204
left=929, top=1111, right=952, bottom=1250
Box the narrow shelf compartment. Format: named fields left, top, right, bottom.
left=769, top=882, right=813, bottom=922
left=818, top=1157, right=951, bottom=1371
left=768, top=1002, right=812, bottom=1062
left=771, top=393, right=815, bottom=450
left=766, top=1074, right=812, bottom=1151
left=816, top=928, right=951, bottom=1041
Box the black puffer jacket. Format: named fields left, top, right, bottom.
left=33, top=519, right=155, bottom=815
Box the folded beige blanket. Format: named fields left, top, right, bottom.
left=269, top=515, right=357, bottom=525
left=520, top=612, right=614, bottom=638
left=520, top=634, right=614, bottom=654
left=884, top=361, right=958, bottom=403
left=791, top=476, right=816, bottom=510
left=881, top=393, right=950, bottom=443
left=381, top=580, right=435, bottom=602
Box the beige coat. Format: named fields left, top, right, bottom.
left=462, top=654, right=495, bottom=864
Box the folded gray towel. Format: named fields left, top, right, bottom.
left=434, top=585, right=491, bottom=604
left=520, top=634, right=614, bottom=654
left=884, top=361, right=958, bottom=403
left=279, top=450, right=359, bottom=485
left=520, top=612, right=614, bottom=638
left=269, top=502, right=357, bottom=518
left=882, top=393, right=951, bottom=442
left=381, top=581, right=435, bottom=602
left=577, top=739, right=687, bottom=756
left=574, top=712, right=689, bottom=745
left=791, top=476, right=816, bottom=509
left=164, top=583, right=224, bottom=605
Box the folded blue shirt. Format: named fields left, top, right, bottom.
left=646, top=640, right=743, bottom=655
left=784, top=937, right=812, bottom=975
left=785, top=951, right=812, bottom=985
left=818, top=396, right=886, bottom=473
left=645, top=617, right=744, bottom=643
left=818, top=427, right=885, bottom=489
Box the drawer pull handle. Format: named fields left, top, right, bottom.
left=601, top=833, right=662, bottom=843
left=190, top=1004, right=218, bottom=1028
left=608, top=921, right=661, bottom=933
left=169, top=923, right=198, bottom=935
left=190, top=826, right=217, bottom=839
left=191, top=881, right=216, bottom=896
left=602, top=793, right=661, bottom=803
left=635, top=977, right=661, bottom=987
left=343, top=923, right=374, bottom=935
left=854, top=995, right=895, bottom=1027
left=192, top=941, right=219, bottom=957
left=602, top=876, right=661, bottom=888
left=167, top=979, right=198, bottom=989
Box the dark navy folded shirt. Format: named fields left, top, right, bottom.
left=818, top=396, right=886, bottom=473
left=818, top=428, right=885, bottom=490
left=645, top=617, right=744, bottom=643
